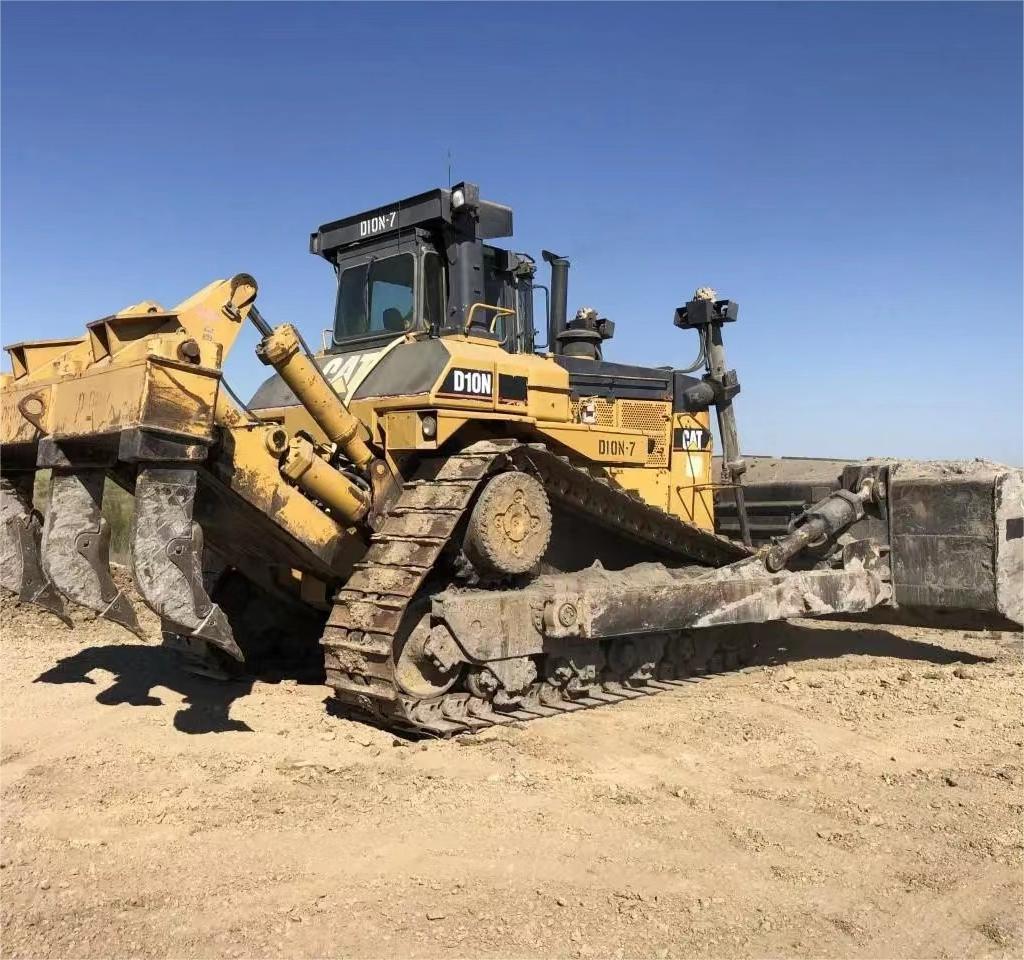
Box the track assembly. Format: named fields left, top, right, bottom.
left=322, top=440, right=756, bottom=735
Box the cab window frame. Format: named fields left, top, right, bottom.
left=333, top=249, right=417, bottom=346
left=421, top=250, right=446, bottom=335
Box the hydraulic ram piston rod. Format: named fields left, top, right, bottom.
left=251, top=306, right=374, bottom=472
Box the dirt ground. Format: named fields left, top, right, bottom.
left=1, top=584, right=1021, bottom=960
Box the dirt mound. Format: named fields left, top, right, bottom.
left=2, top=585, right=1021, bottom=958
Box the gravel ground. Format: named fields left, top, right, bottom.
left=1, top=585, right=1021, bottom=959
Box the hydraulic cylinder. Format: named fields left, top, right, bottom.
left=279, top=435, right=370, bottom=524
left=255, top=319, right=374, bottom=471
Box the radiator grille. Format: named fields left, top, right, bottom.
left=620, top=401, right=668, bottom=435
left=572, top=398, right=669, bottom=467
left=647, top=438, right=669, bottom=468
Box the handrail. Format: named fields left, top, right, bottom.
left=464, top=302, right=516, bottom=335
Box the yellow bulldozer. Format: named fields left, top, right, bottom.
left=2, top=182, right=1021, bottom=734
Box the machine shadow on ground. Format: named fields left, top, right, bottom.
left=745, top=621, right=995, bottom=668
left=33, top=642, right=321, bottom=735
left=30, top=620, right=997, bottom=737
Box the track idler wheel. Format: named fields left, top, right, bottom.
left=393, top=615, right=463, bottom=699
left=41, top=468, right=141, bottom=635
left=0, top=472, right=69, bottom=623
left=463, top=471, right=552, bottom=577
left=131, top=467, right=241, bottom=661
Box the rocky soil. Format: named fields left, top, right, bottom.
left=1, top=586, right=1021, bottom=958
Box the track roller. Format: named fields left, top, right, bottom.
left=41, top=468, right=141, bottom=635
left=131, top=467, right=241, bottom=660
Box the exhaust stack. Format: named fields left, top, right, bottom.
left=542, top=251, right=570, bottom=354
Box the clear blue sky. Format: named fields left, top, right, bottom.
left=2, top=2, right=1021, bottom=463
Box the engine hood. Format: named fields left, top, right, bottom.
left=249, top=338, right=451, bottom=411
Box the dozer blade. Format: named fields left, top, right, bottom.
left=0, top=472, right=70, bottom=623
left=131, top=467, right=241, bottom=661
left=41, top=468, right=142, bottom=635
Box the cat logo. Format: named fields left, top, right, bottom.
left=673, top=427, right=712, bottom=451
left=321, top=346, right=390, bottom=402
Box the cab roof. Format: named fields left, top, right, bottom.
left=310, top=182, right=513, bottom=262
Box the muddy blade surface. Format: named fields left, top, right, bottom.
left=131, top=467, right=240, bottom=660
left=40, top=468, right=141, bottom=634
left=0, top=472, right=69, bottom=623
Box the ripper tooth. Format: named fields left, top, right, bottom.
left=0, top=472, right=69, bottom=623
left=131, top=467, right=241, bottom=661
left=41, top=468, right=142, bottom=636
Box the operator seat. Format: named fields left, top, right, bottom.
left=382, top=307, right=406, bottom=332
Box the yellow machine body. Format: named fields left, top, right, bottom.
left=0, top=181, right=760, bottom=734
left=253, top=331, right=717, bottom=533
left=2, top=181, right=1019, bottom=739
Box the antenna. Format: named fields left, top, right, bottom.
left=447, top=149, right=453, bottom=189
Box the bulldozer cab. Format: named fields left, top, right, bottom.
left=312, top=183, right=537, bottom=355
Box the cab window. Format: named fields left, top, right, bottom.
left=334, top=253, right=415, bottom=341
left=423, top=252, right=445, bottom=332
left=481, top=246, right=509, bottom=341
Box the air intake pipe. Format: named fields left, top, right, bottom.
left=542, top=250, right=570, bottom=354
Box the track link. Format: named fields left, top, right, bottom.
left=321, top=440, right=752, bottom=735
